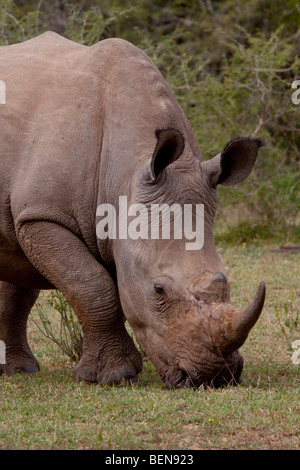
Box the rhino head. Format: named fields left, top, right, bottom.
left=112, top=130, right=265, bottom=388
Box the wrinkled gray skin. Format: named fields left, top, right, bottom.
left=0, top=32, right=266, bottom=388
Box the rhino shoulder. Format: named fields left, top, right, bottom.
left=89, top=37, right=169, bottom=95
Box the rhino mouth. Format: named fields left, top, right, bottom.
left=165, top=369, right=192, bottom=389
left=165, top=354, right=244, bottom=390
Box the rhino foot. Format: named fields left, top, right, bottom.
left=73, top=356, right=142, bottom=385
left=97, top=361, right=140, bottom=385
left=5, top=356, right=40, bottom=375
left=73, top=336, right=143, bottom=386
left=73, top=361, right=139, bottom=385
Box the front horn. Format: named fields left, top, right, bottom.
left=221, top=282, right=266, bottom=353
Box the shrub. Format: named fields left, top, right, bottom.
left=275, top=292, right=300, bottom=351
left=34, top=290, right=83, bottom=362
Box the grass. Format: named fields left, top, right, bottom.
left=0, top=244, right=299, bottom=450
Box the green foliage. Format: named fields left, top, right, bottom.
left=274, top=292, right=300, bottom=351
left=34, top=290, right=83, bottom=362
left=0, top=0, right=42, bottom=45
left=64, top=3, right=142, bottom=45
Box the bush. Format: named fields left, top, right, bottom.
left=275, top=291, right=300, bottom=351
left=34, top=290, right=83, bottom=362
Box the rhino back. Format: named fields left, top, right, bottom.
left=0, top=33, right=200, bottom=261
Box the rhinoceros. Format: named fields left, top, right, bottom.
left=0, top=32, right=265, bottom=388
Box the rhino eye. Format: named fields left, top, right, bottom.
left=154, top=284, right=165, bottom=295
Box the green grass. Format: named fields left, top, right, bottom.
left=0, top=244, right=299, bottom=450
left=215, top=221, right=300, bottom=246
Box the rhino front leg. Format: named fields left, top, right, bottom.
left=0, top=282, right=40, bottom=375
left=17, top=221, right=143, bottom=385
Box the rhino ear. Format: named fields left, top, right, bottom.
left=150, top=129, right=185, bottom=180
left=203, top=137, right=263, bottom=187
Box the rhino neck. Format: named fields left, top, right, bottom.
left=96, top=147, right=215, bottom=267
left=88, top=38, right=205, bottom=264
